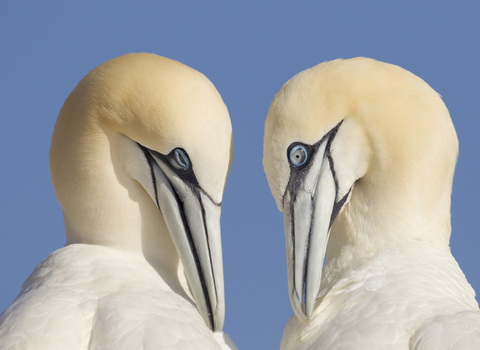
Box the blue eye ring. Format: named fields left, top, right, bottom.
left=171, top=148, right=190, bottom=171
left=289, top=145, right=308, bottom=167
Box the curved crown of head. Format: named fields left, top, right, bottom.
left=49, top=54, right=232, bottom=331
left=264, top=57, right=457, bottom=239
left=51, top=53, right=233, bottom=204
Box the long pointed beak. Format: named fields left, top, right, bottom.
left=283, top=136, right=340, bottom=325
left=146, top=152, right=225, bottom=332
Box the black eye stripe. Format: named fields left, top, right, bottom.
left=281, top=120, right=344, bottom=206
left=136, top=142, right=222, bottom=207
left=142, top=147, right=199, bottom=186
left=285, top=120, right=344, bottom=171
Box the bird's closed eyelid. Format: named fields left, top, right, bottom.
left=161, top=148, right=199, bottom=186
left=136, top=143, right=199, bottom=186
left=168, top=148, right=191, bottom=172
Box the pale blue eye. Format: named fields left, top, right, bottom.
left=171, top=148, right=190, bottom=171
left=289, top=145, right=307, bottom=167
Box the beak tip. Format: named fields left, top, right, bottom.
left=291, top=298, right=313, bottom=326
left=295, top=310, right=312, bottom=326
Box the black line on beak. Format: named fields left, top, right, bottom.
left=138, top=143, right=215, bottom=330
left=283, top=120, right=345, bottom=315
left=302, top=194, right=314, bottom=314
left=199, top=193, right=219, bottom=307
left=172, top=185, right=215, bottom=330
left=323, top=122, right=352, bottom=229
left=139, top=144, right=161, bottom=210
left=289, top=193, right=298, bottom=300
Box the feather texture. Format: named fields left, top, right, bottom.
left=0, top=245, right=234, bottom=350
left=280, top=243, right=478, bottom=349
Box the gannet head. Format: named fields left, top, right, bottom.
left=263, top=57, right=458, bottom=324
left=50, top=53, right=233, bottom=331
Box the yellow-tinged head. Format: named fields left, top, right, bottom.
left=263, top=57, right=458, bottom=323
left=52, top=53, right=232, bottom=206
left=50, top=53, right=233, bottom=331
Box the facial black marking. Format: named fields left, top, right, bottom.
left=302, top=199, right=315, bottom=313
left=284, top=120, right=344, bottom=213
left=323, top=122, right=349, bottom=229
left=137, top=144, right=220, bottom=206
left=137, top=142, right=217, bottom=329
left=284, top=120, right=345, bottom=310
left=139, top=145, right=161, bottom=211
left=170, top=180, right=215, bottom=330
left=330, top=187, right=352, bottom=229
left=199, top=194, right=219, bottom=305
left=149, top=147, right=199, bottom=187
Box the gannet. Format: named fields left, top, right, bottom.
left=0, top=53, right=237, bottom=350
left=263, top=58, right=480, bottom=349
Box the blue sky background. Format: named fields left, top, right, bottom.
left=1, top=2, right=479, bottom=349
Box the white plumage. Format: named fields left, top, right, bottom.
left=0, top=53, right=236, bottom=350
left=0, top=246, right=233, bottom=349
left=282, top=243, right=480, bottom=349
left=263, top=57, right=480, bottom=349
